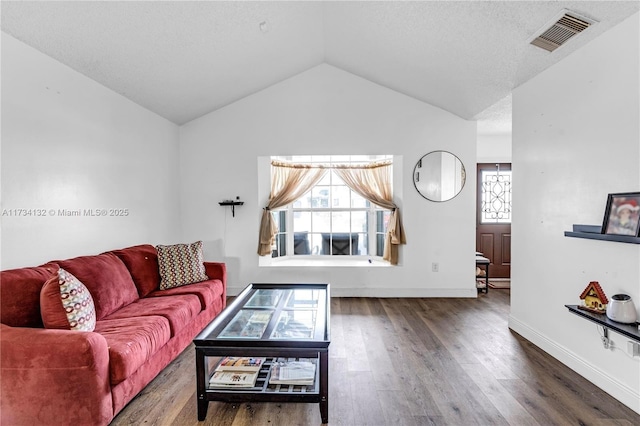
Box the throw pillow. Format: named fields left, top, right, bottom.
left=156, top=241, right=209, bottom=290
left=40, top=268, right=96, bottom=331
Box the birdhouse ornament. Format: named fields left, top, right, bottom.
left=578, top=281, right=608, bottom=314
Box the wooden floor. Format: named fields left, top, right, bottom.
left=111, top=290, right=640, bottom=425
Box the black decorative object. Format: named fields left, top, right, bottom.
left=219, top=196, right=244, bottom=217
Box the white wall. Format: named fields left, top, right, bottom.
left=1, top=34, right=181, bottom=269
left=180, top=64, right=477, bottom=297
left=510, top=13, right=640, bottom=413
left=477, top=133, right=512, bottom=163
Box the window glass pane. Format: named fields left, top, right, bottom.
left=311, top=186, right=330, bottom=208
left=355, top=232, right=366, bottom=255
left=272, top=233, right=286, bottom=257
left=331, top=171, right=344, bottom=185
left=376, top=210, right=391, bottom=232
left=376, top=211, right=383, bottom=232
left=294, top=191, right=312, bottom=208
left=351, top=192, right=368, bottom=208
left=318, top=172, right=331, bottom=185
left=376, top=234, right=384, bottom=256
left=322, top=233, right=357, bottom=255
left=293, top=232, right=311, bottom=255
left=313, top=155, right=331, bottom=163
left=271, top=210, right=287, bottom=258
left=351, top=211, right=367, bottom=233
left=309, top=233, right=322, bottom=254
left=293, top=211, right=311, bottom=232
left=312, top=212, right=330, bottom=232
left=332, top=211, right=351, bottom=233
left=332, top=186, right=351, bottom=208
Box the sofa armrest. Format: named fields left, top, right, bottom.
left=204, top=261, right=227, bottom=306
left=1, top=324, right=113, bottom=425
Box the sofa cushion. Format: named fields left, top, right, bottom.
left=147, top=278, right=224, bottom=310
left=95, top=316, right=171, bottom=385
left=156, top=241, right=208, bottom=290
left=0, top=263, right=59, bottom=328
left=40, top=268, right=96, bottom=331
left=102, top=294, right=201, bottom=337
left=109, top=244, right=161, bottom=298
left=57, top=253, right=139, bottom=320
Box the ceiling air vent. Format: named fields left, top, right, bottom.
left=529, top=10, right=596, bottom=52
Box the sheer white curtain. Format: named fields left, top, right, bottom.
left=257, top=161, right=327, bottom=256
left=334, top=161, right=406, bottom=265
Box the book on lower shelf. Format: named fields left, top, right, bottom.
left=216, top=356, right=266, bottom=372
left=269, top=359, right=316, bottom=385
left=209, top=370, right=258, bottom=388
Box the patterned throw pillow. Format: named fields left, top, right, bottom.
left=40, top=268, right=96, bottom=331
left=156, top=241, right=209, bottom=290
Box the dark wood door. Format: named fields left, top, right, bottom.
left=476, top=163, right=511, bottom=279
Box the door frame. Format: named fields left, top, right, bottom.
left=476, top=163, right=512, bottom=279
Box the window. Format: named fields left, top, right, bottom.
left=270, top=155, right=392, bottom=258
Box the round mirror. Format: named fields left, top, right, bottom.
left=413, top=151, right=466, bottom=202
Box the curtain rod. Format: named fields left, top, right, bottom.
left=271, top=159, right=392, bottom=169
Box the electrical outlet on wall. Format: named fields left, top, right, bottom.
left=432, top=262, right=439, bottom=272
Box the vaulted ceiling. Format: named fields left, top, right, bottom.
left=2, top=1, right=639, bottom=129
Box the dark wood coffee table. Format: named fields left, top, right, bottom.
left=193, top=283, right=330, bottom=423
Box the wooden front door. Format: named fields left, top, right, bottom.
left=476, top=163, right=511, bottom=279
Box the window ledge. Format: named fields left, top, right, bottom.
left=259, top=256, right=390, bottom=267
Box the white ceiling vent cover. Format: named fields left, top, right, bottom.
left=529, top=10, right=596, bottom=52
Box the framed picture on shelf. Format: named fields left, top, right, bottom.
left=602, top=192, right=640, bottom=237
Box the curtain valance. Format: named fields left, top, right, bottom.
left=271, top=159, right=392, bottom=170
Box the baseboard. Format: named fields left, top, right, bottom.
left=508, top=315, right=640, bottom=415
left=227, top=285, right=478, bottom=298
left=329, top=287, right=478, bottom=298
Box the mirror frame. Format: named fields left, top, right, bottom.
left=413, top=150, right=466, bottom=202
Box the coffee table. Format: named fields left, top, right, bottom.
left=193, top=283, right=330, bottom=423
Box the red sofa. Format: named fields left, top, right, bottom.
left=0, top=244, right=227, bottom=425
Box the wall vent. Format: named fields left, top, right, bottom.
left=529, top=10, right=596, bottom=52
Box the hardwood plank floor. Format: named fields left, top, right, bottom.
left=111, top=290, right=640, bottom=425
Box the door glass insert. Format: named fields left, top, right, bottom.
left=481, top=166, right=512, bottom=224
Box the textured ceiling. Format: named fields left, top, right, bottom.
left=2, top=1, right=639, bottom=127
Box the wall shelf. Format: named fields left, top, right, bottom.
left=564, top=224, right=640, bottom=244
left=565, top=304, right=640, bottom=343
left=219, top=200, right=244, bottom=217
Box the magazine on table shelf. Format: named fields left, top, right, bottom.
left=215, top=356, right=266, bottom=372
left=209, top=370, right=258, bottom=388
left=269, top=359, right=317, bottom=385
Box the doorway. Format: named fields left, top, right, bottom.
left=476, top=163, right=511, bottom=279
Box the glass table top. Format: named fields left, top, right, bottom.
left=198, top=284, right=329, bottom=344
